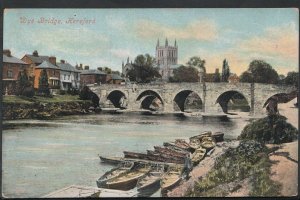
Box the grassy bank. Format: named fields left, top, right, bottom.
left=2, top=95, right=93, bottom=120
left=188, top=140, right=281, bottom=197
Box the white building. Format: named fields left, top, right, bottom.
left=57, top=60, right=81, bottom=90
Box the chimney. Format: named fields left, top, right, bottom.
left=33, top=50, right=38, bottom=57
left=60, top=59, right=65, bottom=64
left=3, top=49, right=11, bottom=57
left=84, top=65, right=89, bottom=70
left=49, top=56, right=56, bottom=65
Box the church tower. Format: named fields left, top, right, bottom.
left=155, top=38, right=178, bottom=80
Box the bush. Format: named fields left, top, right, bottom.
left=238, top=115, right=298, bottom=144
left=59, top=90, right=66, bottom=95
left=21, top=87, right=35, bottom=98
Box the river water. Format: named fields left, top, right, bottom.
left=2, top=112, right=251, bottom=198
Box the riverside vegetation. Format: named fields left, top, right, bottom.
left=188, top=114, right=298, bottom=197
left=2, top=95, right=94, bottom=120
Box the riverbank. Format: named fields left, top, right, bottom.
left=2, top=95, right=94, bottom=120
left=168, top=99, right=298, bottom=197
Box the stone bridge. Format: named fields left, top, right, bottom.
left=89, top=82, right=296, bottom=116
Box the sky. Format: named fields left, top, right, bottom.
left=3, top=8, right=299, bottom=75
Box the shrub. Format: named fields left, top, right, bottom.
left=238, top=115, right=298, bottom=144
left=59, top=90, right=66, bottom=95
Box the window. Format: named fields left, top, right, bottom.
left=64, top=74, right=66, bottom=80
left=7, top=70, right=13, bottom=78
left=68, top=75, right=70, bottom=80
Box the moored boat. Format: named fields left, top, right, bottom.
left=137, top=164, right=165, bottom=197
left=189, top=131, right=212, bottom=141
left=99, top=155, right=124, bottom=165
left=212, top=132, right=224, bottom=142
left=156, top=145, right=189, bottom=155
left=147, top=150, right=184, bottom=164
left=191, top=147, right=206, bottom=165
left=106, top=163, right=151, bottom=190
left=200, top=136, right=216, bottom=150
left=96, top=161, right=134, bottom=188
left=153, top=146, right=187, bottom=158
left=163, top=142, right=191, bottom=152
left=160, top=165, right=183, bottom=197
left=189, top=137, right=201, bottom=149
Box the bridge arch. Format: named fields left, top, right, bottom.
left=136, top=90, right=164, bottom=111
left=173, top=90, right=203, bottom=112
left=262, top=91, right=298, bottom=110
left=216, top=90, right=250, bottom=113
left=107, top=90, right=128, bottom=109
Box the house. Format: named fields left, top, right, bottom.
left=34, top=58, right=60, bottom=90
left=106, top=74, right=125, bottom=84
left=228, top=73, right=240, bottom=84
left=57, top=60, right=80, bottom=90
left=2, top=49, right=29, bottom=95
left=22, top=50, right=50, bottom=82
left=80, top=69, right=107, bottom=86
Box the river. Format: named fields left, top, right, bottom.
left=2, top=112, right=251, bottom=198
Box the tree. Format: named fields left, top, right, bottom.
left=213, top=69, right=221, bottom=82
left=127, top=54, right=161, bottom=83
left=169, top=65, right=199, bottom=82
left=79, top=86, right=100, bottom=108
left=240, top=71, right=253, bottom=83
left=186, top=56, right=206, bottom=73
left=221, top=59, right=230, bottom=82
left=240, top=60, right=279, bottom=84
left=38, top=69, right=50, bottom=96
left=284, top=71, right=299, bottom=87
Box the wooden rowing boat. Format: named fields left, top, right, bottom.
left=189, top=131, right=212, bottom=141
left=191, top=147, right=206, bottom=165
left=160, top=165, right=183, bottom=197
left=174, top=139, right=190, bottom=150
left=99, top=155, right=123, bottom=165
left=96, top=161, right=134, bottom=188
left=146, top=150, right=185, bottom=164
left=153, top=146, right=188, bottom=157
left=137, top=164, right=165, bottom=197
left=124, top=151, right=184, bottom=164
left=189, top=138, right=201, bottom=149
left=200, top=136, right=216, bottom=150
left=163, top=142, right=191, bottom=152
left=212, top=132, right=224, bottom=142
left=106, top=163, right=151, bottom=191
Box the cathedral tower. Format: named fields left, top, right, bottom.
left=155, top=38, right=178, bottom=80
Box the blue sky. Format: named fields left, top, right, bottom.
left=3, top=8, right=299, bottom=75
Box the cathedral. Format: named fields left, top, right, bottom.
left=122, top=38, right=180, bottom=81
left=156, top=38, right=179, bottom=81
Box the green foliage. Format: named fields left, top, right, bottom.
left=221, top=59, right=230, bottom=82
left=191, top=140, right=281, bottom=197
left=17, top=69, right=34, bottom=97
left=79, top=86, right=99, bottom=108
left=127, top=54, right=161, bottom=83
left=240, top=60, right=279, bottom=84
left=59, top=90, right=66, bottom=95
left=240, top=71, right=253, bottom=82
left=38, top=69, right=50, bottom=96
left=170, top=65, right=199, bottom=82
left=284, top=71, right=298, bottom=87
left=186, top=56, right=206, bottom=72
left=238, top=115, right=298, bottom=144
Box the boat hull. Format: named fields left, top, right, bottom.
left=137, top=178, right=161, bottom=197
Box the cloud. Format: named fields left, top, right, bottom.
left=238, top=22, right=298, bottom=62
left=134, top=19, right=218, bottom=41
left=110, top=48, right=136, bottom=59
left=106, top=16, right=126, bottom=31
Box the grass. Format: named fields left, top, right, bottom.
left=3, top=95, right=87, bottom=104
left=189, top=140, right=281, bottom=197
